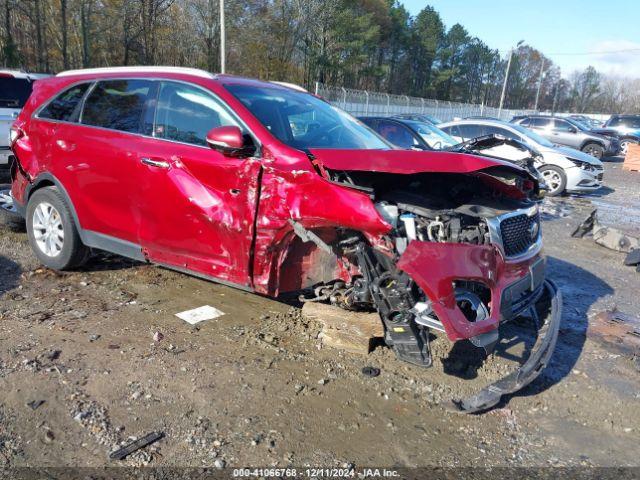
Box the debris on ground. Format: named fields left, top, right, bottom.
left=589, top=310, right=640, bottom=355
left=302, top=302, right=383, bottom=354
left=109, top=431, right=164, bottom=460
left=572, top=208, right=640, bottom=254
left=153, top=331, right=164, bottom=342
left=26, top=400, right=45, bottom=410
left=572, top=209, right=597, bottom=238
left=361, top=366, right=381, bottom=378
left=175, top=305, right=225, bottom=325
left=624, top=249, right=640, bottom=272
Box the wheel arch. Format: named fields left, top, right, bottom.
left=25, top=173, right=85, bottom=242
left=580, top=139, right=605, bottom=150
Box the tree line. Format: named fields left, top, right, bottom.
left=1, top=0, right=638, bottom=114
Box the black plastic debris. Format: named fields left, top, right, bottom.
left=26, top=400, right=45, bottom=410
left=572, top=209, right=597, bottom=238
left=624, top=248, right=640, bottom=267
left=109, top=431, right=164, bottom=460
left=361, top=366, right=381, bottom=378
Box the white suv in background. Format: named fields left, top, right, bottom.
left=0, top=70, right=49, bottom=167
left=439, top=119, right=604, bottom=196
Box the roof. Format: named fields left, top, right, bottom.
left=57, top=66, right=217, bottom=80
left=439, top=118, right=514, bottom=127
left=54, top=67, right=298, bottom=92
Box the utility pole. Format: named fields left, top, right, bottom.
left=498, top=50, right=513, bottom=118
left=534, top=58, right=545, bottom=112
left=220, top=0, right=226, bottom=74
left=498, top=40, right=523, bottom=118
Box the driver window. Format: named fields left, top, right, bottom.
left=154, top=81, right=240, bottom=146
left=377, top=120, right=418, bottom=149
left=553, top=119, right=574, bottom=133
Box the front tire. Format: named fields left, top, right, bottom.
left=539, top=165, right=567, bottom=196
left=26, top=187, right=89, bottom=270
left=582, top=142, right=604, bottom=159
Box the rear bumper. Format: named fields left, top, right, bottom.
left=448, top=279, right=562, bottom=413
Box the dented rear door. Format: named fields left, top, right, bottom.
left=135, top=81, right=262, bottom=288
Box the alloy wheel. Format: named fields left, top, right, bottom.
left=32, top=202, right=65, bottom=257
left=584, top=145, right=603, bottom=158
left=541, top=170, right=562, bottom=195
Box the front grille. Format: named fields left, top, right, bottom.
left=499, top=212, right=540, bottom=257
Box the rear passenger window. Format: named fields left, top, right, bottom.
left=530, top=117, right=551, bottom=128
left=154, top=81, right=239, bottom=146
left=81, top=80, right=153, bottom=133
left=38, top=83, right=91, bottom=122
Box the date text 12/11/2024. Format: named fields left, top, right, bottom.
left=232, top=468, right=400, bottom=478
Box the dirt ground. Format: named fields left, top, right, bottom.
left=1, top=159, right=639, bottom=470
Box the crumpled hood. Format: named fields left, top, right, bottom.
left=542, top=145, right=604, bottom=166
left=309, top=148, right=526, bottom=175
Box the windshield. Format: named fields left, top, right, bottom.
left=0, top=77, right=33, bottom=108
left=225, top=84, right=390, bottom=150
left=511, top=123, right=555, bottom=148
left=564, top=117, right=589, bottom=131
left=409, top=121, right=457, bottom=150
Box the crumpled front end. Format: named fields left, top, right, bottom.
left=261, top=147, right=560, bottom=413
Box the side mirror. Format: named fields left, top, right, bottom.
left=206, top=126, right=246, bottom=156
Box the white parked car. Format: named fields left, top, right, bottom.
left=439, top=119, right=604, bottom=196
left=0, top=70, right=49, bottom=167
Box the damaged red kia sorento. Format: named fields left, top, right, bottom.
left=8, top=67, right=561, bottom=413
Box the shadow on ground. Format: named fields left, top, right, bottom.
left=439, top=256, right=612, bottom=410
left=514, top=256, right=613, bottom=399
left=0, top=254, right=22, bottom=296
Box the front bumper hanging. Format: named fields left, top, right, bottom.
left=447, top=279, right=562, bottom=414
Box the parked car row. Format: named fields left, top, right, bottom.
left=362, top=114, right=604, bottom=196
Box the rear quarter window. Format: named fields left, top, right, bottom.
left=38, top=83, right=91, bottom=122
left=0, top=77, right=33, bottom=108
left=81, top=79, right=153, bottom=133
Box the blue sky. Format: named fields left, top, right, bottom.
left=403, top=0, right=640, bottom=78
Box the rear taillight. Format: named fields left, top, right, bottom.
left=9, top=126, right=24, bottom=146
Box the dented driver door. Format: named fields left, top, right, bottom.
left=134, top=81, right=262, bottom=288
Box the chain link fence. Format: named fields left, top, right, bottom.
left=315, top=84, right=537, bottom=122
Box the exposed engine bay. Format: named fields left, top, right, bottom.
left=298, top=168, right=542, bottom=370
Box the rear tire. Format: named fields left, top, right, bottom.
left=539, top=165, right=567, bottom=196
left=582, top=142, right=604, bottom=159
left=26, top=186, right=89, bottom=270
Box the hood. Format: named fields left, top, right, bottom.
left=549, top=145, right=603, bottom=165
left=308, top=148, right=526, bottom=175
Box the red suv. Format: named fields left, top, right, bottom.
left=9, top=67, right=560, bottom=412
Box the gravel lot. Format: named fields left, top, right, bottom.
left=0, top=160, right=639, bottom=469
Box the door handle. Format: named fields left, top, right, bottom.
left=141, top=157, right=171, bottom=169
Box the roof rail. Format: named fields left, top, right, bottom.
left=57, top=66, right=216, bottom=80
left=270, top=81, right=308, bottom=92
